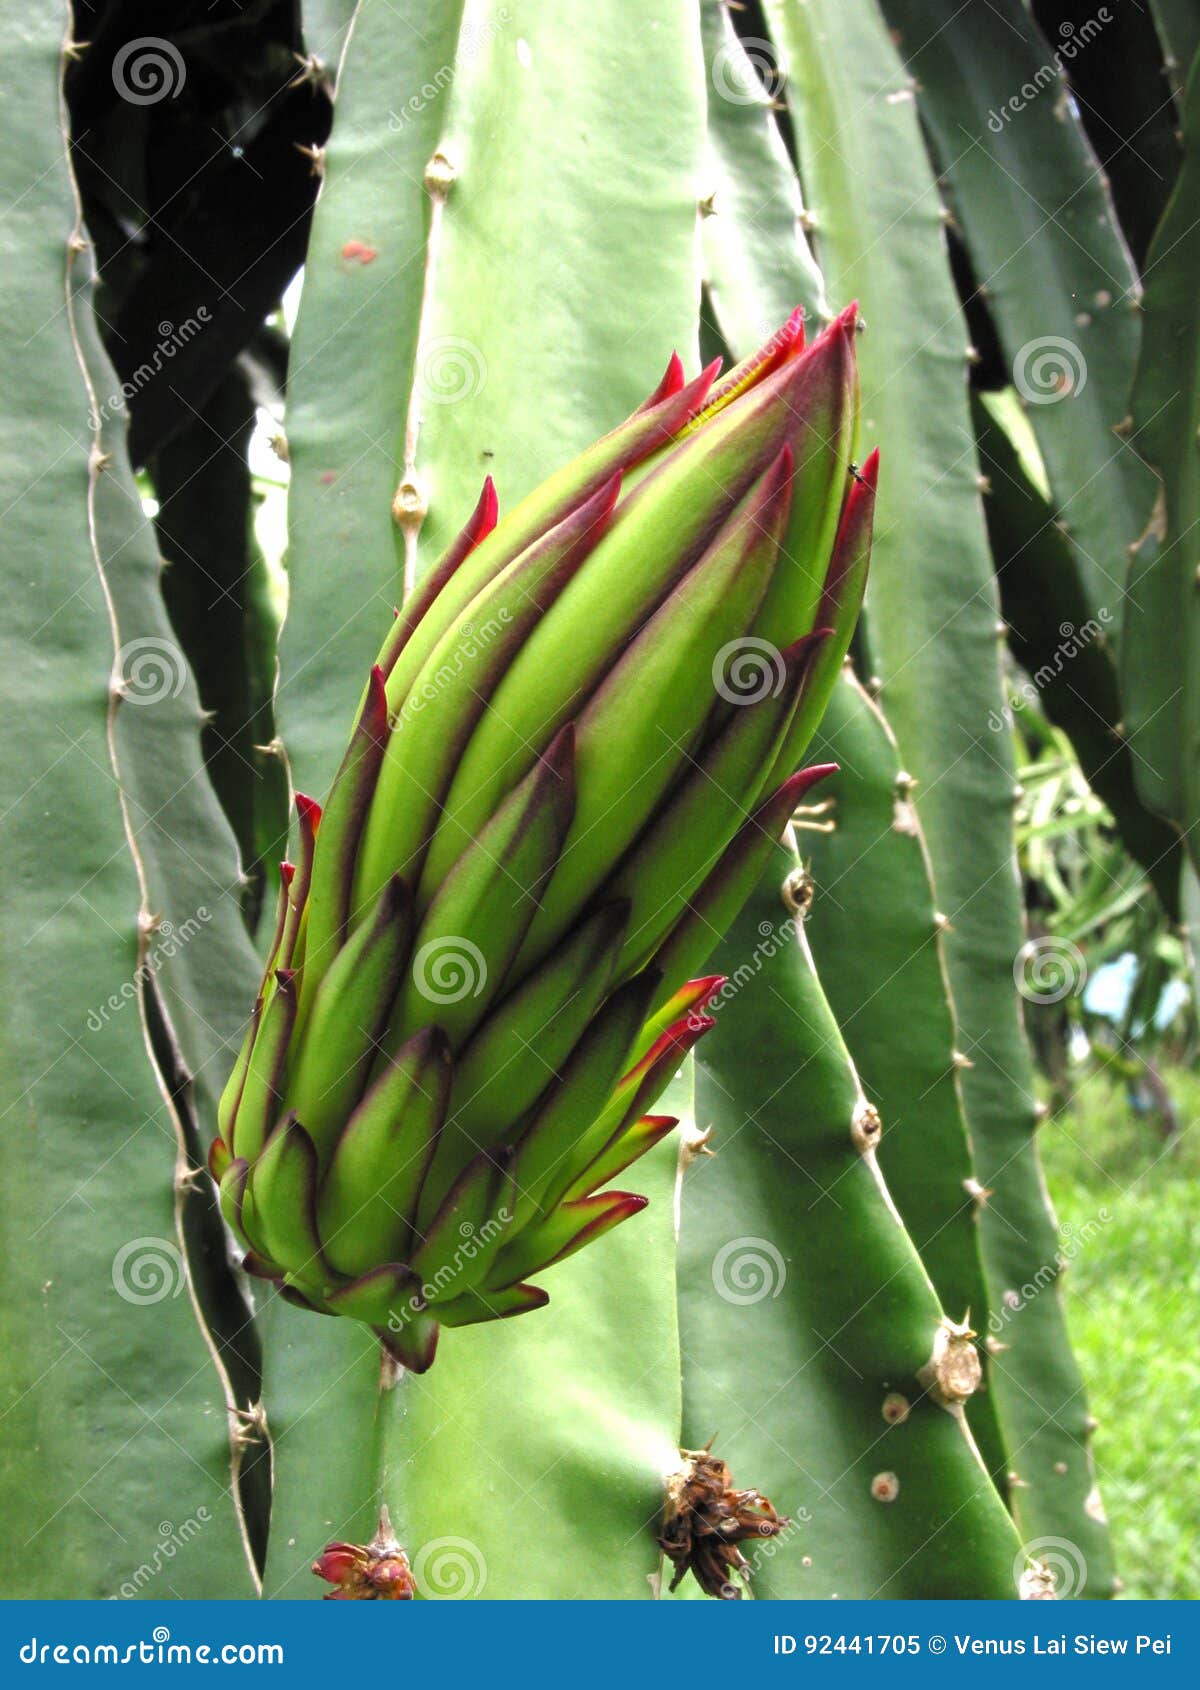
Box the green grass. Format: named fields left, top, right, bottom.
left=1038, top=1065, right=1200, bottom=1599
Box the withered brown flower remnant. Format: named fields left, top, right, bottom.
left=660, top=1448, right=791, bottom=1599
left=311, top=1505, right=416, bottom=1600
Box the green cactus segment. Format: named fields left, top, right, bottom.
left=0, top=12, right=260, bottom=1595
left=1150, top=2, right=1200, bottom=95
left=1121, top=49, right=1200, bottom=878
left=975, top=391, right=1183, bottom=914
left=263, top=0, right=709, bottom=1598
left=279, top=0, right=470, bottom=789
left=766, top=0, right=1114, bottom=1591
left=677, top=856, right=1024, bottom=1598
left=804, top=673, right=1006, bottom=1483
left=698, top=0, right=828, bottom=343
left=302, top=1, right=359, bottom=72
left=879, top=0, right=1153, bottom=648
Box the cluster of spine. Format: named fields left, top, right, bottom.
left=210, top=307, right=876, bottom=1371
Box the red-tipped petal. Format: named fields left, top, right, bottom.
left=638, top=350, right=686, bottom=412
left=279, top=860, right=295, bottom=887
left=790, top=761, right=838, bottom=797
left=624, top=1012, right=715, bottom=1088
left=698, top=308, right=808, bottom=420
left=562, top=1112, right=682, bottom=1201
left=819, top=450, right=878, bottom=615
left=377, top=476, right=501, bottom=679
left=672, top=356, right=723, bottom=426
left=470, top=474, right=499, bottom=546
left=295, top=792, right=322, bottom=836
left=678, top=975, right=726, bottom=1014
left=365, top=664, right=388, bottom=741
